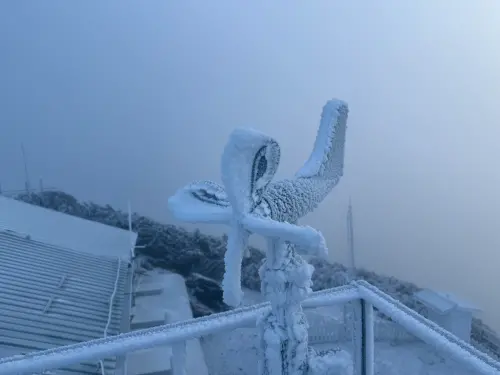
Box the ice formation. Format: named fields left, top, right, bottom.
left=168, top=99, right=350, bottom=374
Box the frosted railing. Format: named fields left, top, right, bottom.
left=0, top=282, right=498, bottom=375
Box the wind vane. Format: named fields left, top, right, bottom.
left=168, top=99, right=350, bottom=374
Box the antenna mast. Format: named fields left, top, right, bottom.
left=21, top=143, right=31, bottom=193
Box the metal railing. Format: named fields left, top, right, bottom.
left=0, top=282, right=498, bottom=375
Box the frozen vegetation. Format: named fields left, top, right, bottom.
left=13, top=189, right=499, bottom=361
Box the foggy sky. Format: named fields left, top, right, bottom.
left=1, top=2, right=500, bottom=328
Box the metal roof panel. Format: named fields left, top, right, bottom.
left=0, top=230, right=132, bottom=375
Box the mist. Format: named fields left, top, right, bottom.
left=1, top=1, right=500, bottom=329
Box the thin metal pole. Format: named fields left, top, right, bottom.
left=344, top=198, right=358, bottom=330
left=347, top=197, right=356, bottom=280
left=171, top=341, right=187, bottom=375
left=21, top=143, right=31, bottom=193
left=352, top=300, right=363, bottom=375
left=363, top=300, right=375, bottom=375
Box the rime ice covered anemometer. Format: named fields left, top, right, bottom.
left=168, top=99, right=350, bottom=375
left=168, top=99, right=348, bottom=306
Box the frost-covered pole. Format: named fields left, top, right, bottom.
left=21, top=143, right=31, bottom=193
left=171, top=341, right=187, bottom=375
left=363, top=301, right=375, bottom=375
left=347, top=198, right=356, bottom=281
left=168, top=99, right=350, bottom=375
left=345, top=197, right=359, bottom=366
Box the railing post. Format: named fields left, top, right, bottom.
left=170, top=341, right=187, bottom=375
left=352, top=299, right=375, bottom=375
left=363, top=300, right=375, bottom=375
left=351, top=300, right=363, bottom=375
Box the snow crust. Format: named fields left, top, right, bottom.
left=308, top=348, right=353, bottom=375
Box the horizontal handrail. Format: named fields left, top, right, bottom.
left=1, top=281, right=499, bottom=375
left=356, top=280, right=500, bottom=375
left=0, top=285, right=359, bottom=375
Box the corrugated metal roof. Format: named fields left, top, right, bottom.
left=0, top=230, right=132, bottom=375
left=0, top=196, right=137, bottom=259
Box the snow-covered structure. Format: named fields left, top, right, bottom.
left=0, top=195, right=208, bottom=375
left=414, top=289, right=481, bottom=343
left=0, top=197, right=135, bottom=375
left=0, top=195, right=136, bottom=259
left=168, top=99, right=351, bottom=374
left=128, top=269, right=208, bottom=375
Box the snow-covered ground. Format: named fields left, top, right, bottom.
left=200, top=288, right=477, bottom=375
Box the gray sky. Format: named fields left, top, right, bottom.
left=1, top=1, right=500, bottom=328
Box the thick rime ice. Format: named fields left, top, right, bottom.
left=296, top=99, right=348, bottom=180
left=221, top=219, right=249, bottom=306
left=167, top=180, right=232, bottom=224
left=169, top=126, right=281, bottom=306
left=167, top=99, right=351, bottom=374
left=242, top=215, right=328, bottom=259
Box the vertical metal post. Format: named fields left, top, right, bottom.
left=353, top=299, right=375, bottom=375
left=39, top=178, right=44, bottom=193
left=345, top=199, right=357, bottom=324
left=171, top=341, right=187, bottom=375
left=347, top=198, right=356, bottom=280
left=21, top=143, right=31, bottom=193
left=352, top=300, right=363, bottom=375
left=360, top=299, right=366, bottom=375
left=363, top=301, right=375, bottom=375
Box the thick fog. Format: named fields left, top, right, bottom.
left=1, top=1, right=500, bottom=329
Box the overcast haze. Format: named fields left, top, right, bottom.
left=1, top=1, right=500, bottom=329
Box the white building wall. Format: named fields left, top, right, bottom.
left=450, top=310, right=473, bottom=343
left=427, top=309, right=473, bottom=343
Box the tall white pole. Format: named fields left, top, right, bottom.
left=21, top=143, right=31, bottom=193
left=347, top=198, right=363, bottom=375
